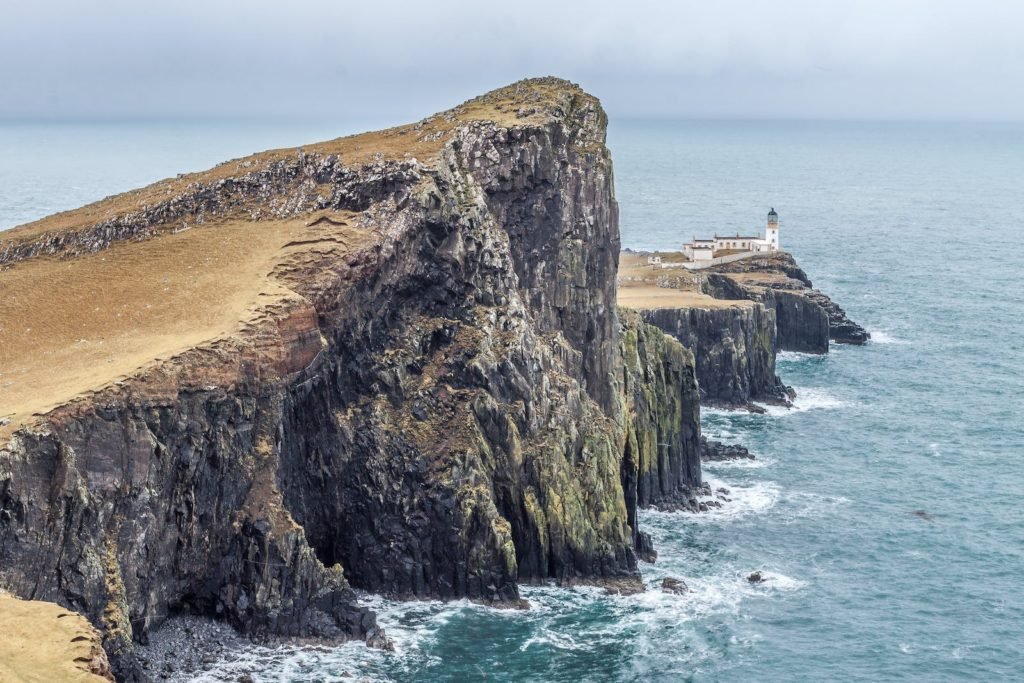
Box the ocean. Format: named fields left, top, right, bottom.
left=2, top=117, right=1022, bottom=682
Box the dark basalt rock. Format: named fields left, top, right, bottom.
left=747, top=571, right=765, bottom=584
left=801, top=289, right=870, bottom=345
left=912, top=510, right=936, bottom=522
left=619, top=311, right=703, bottom=527
left=0, top=79, right=702, bottom=677
left=661, top=577, right=688, bottom=594
left=710, top=253, right=869, bottom=348
left=700, top=436, right=754, bottom=461
left=639, top=304, right=793, bottom=408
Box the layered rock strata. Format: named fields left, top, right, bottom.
left=619, top=311, right=703, bottom=544
left=638, top=305, right=792, bottom=408
left=0, top=79, right=704, bottom=679
left=616, top=250, right=867, bottom=410
left=710, top=253, right=869, bottom=347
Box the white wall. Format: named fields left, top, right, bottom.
left=681, top=250, right=759, bottom=270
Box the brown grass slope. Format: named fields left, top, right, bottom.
left=0, top=77, right=581, bottom=441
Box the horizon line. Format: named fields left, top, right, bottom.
left=1, top=113, right=1022, bottom=127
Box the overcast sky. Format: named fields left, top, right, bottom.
left=2, top=0, right=1022, bottom=122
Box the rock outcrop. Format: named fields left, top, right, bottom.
left=0, top=78, right=703, bottom=679
left=637, top=304, right=792, bottom=408
left=699, top=436, right=753, bottom=461
left=710, top=253, right=869, bottom=347
left=619, top=311, right=703, bottom=550
left=617, top=248, right=868, bottom=411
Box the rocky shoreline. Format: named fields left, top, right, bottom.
left=133, top=617, right=250, bottom=681
left=0, top=78, right=865, bottom=681
left=619, top=249, right=868, bottom=410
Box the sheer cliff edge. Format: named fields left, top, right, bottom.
left=0, top=79, right=703, bottom=679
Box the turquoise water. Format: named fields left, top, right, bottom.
left=2, top=119, right=1022, bottom=681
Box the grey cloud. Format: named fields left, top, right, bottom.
left=1, top=0, right=1021, bottom=121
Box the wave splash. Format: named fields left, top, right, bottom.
left=868, top=329, right=909, bottom=345
left=757, top=386, right=846, bottom=416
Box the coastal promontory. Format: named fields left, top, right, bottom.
left=0, top=78, right=865, bottom=681
left=0, top=78, right=706, bottom=679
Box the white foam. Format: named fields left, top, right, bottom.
left=188, top=563, right=808, bottom=682
left=779, top=491, right=851, bottom=520
left=699, top=425, right=742, bottom=440
left=700, top=406, right=740, bottom=419
left=702, top=456, right=773, bottom=470
left=184, top=642, right=390, bottom=683
left=644, top=475, right=780, bottom=523
left=755, top=387, right=846, bottom=416
left=624, top=568, right=805, bottom=624
left=520, top=628, right=586, bottom=652
left=929, top=442, right=942, bottom=457
left=777, top=350, right=826, bottom=362
left=749, top=571, right=806, bottom=592
left=868, top=329, right=909, bottom=345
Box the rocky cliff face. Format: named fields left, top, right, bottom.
left=619, top=311, right=702, bottom=540
left=711, top=253, right=869, bottom=347
left=0, top=79, right=700, bottom=679
left=703, top=272, right=830, bottom=354
left=638, top=304, right=792, bottom=408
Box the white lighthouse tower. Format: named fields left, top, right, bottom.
left=766, top=208, right=780, bottom=251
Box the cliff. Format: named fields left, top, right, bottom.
left=617, top=251, right=867, bottom=409
left=637, top=304, right=791, bottom=407
left=710, top=252, right=869, bottom=348
left=0, top=78, right=705, bottom=679
left=619, top=311, right=703, bottom=534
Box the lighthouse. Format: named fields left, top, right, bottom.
left=766, top=208, right=780, bottom=251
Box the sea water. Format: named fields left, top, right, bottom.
left=2, top=118, right=1022, bottom=682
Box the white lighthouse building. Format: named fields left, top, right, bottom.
left=766, top=207, right=779, bottom=250
left=681, top=208, right=782, bottom=264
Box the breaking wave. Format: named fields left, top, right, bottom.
left=756, top=387, right=846, bottom=416
left=868, top=329, right=909, bottom=345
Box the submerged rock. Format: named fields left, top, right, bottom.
left=700, top=436, right=754, bottom=461
left=661, top=577, right=689, bottom=595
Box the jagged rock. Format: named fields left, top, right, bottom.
left=710, top=253, right=869, bottom=347
left=0, top=78, right=695, bottom=677
left=700, top=436, right=754, bottom=461
left=619, top=310, right=703, bottom=530
left=747, top=571, right=765, bottom=584
left=661, top=577, right=688, bottom=595
left=639, top=304, right=792, bottom=408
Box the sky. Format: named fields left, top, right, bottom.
left=2, top=0, right=1022, bottom=123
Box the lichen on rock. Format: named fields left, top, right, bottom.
left=0, top=78, right=702, bottom=678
